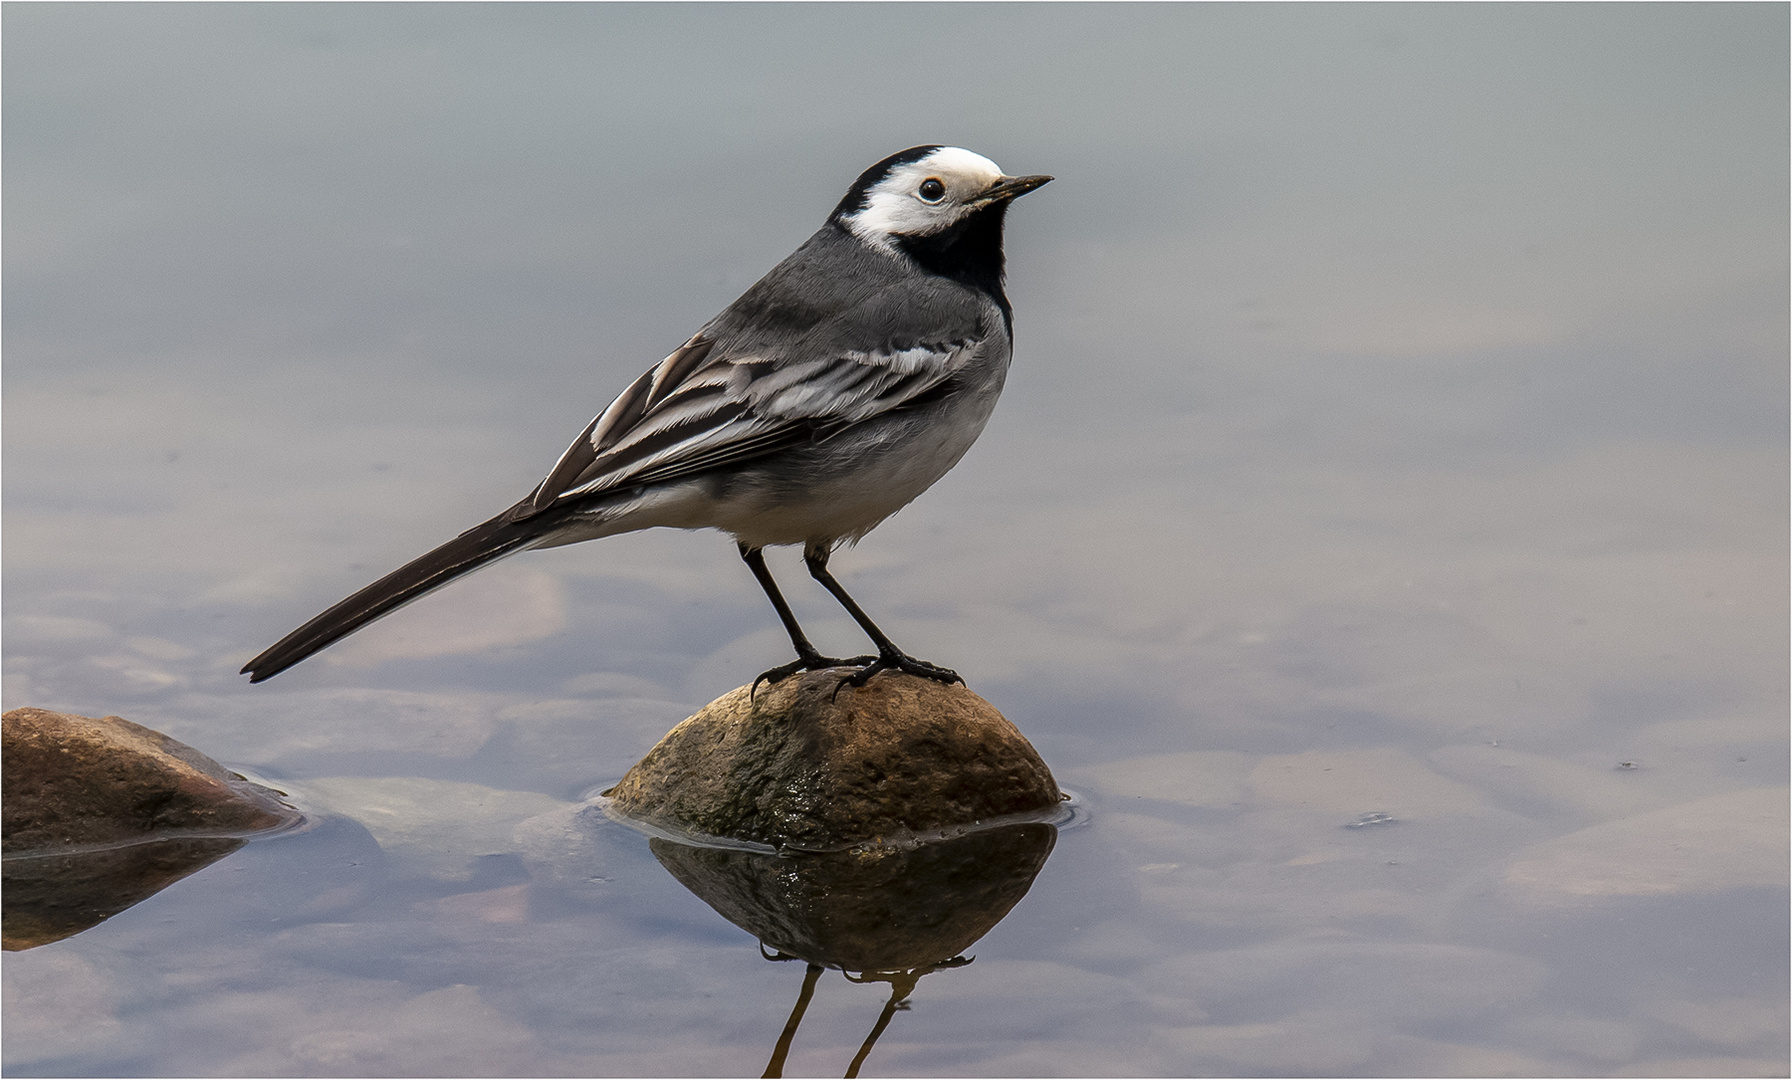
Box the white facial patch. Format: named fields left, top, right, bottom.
left=843, top=147, right=1006, bottom=248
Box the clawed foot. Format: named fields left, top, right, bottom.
left=752, top=652, right=878, bottom=698
left=829, top=650, right=963, bottom=700
left=753, top=649, right=963, bottom=700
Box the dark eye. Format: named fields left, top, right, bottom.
left=918, top=178, right=946, bottom=203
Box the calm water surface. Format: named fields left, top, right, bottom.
left=5, top=5, right=1787, bottom=1076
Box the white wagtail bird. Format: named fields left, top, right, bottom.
left=241, top=146, right=1051, bottom=687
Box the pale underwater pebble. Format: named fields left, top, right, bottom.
left=511, top=802, right=621, bottom=889
left=323, top=567, right=567, bottom=665
left=1500, top=1014, right=1642, bottom=1063
left=1075, top=750, right=1255, bottom=809
left=191, top=687, right=515, bottom=761
left=1502, top=786, right=1789, bottom=905
left=213, top=982, right=543, bottom=1077
left=296, top=776, right=568, bottom=882
left=1610, top=1056, right=1789, bottom=1078
left=1428, top=742, right=1697, bottom=825
left=1248, top=748, right=1493, bottom=819
left=1139, top=939, right=1550, bottom=1026
left=7, top=615, right=114, bottom=643
left=0, top=951, right=130, bottom=1065
left=1643, top=996, right=1789, bottom=1049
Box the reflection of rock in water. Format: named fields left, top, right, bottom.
left=651, top=823, right=1056, bottom=972
left=3, top=838, right=244, bottom=950
left=651, top=823, right=1057, bottom=1078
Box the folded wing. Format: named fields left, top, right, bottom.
left=524, top=287, right=988, bottom=512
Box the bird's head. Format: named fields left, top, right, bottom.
left=830, top=146, right=1052, bottom=252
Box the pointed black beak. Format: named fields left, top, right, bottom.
left=976, top=174, right=1054, bottom=204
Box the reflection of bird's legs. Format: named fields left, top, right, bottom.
left=742, top=544, right=873, bottom=693
left=762, top=962, right=824, bottom=1079
left=844, top=984, right=906, bottom=1080
left=802, top=544, right=962, bottom=689
left=842, top=959, right=971, bottom=1079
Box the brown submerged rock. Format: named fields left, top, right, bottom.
left=2, top=707, right=300, bottom=855
left=606, top=671, right=1059, bottom=849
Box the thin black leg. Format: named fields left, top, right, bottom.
left=803, top=544, right=962, bottom=689
left=741, top=543, right=823, bottom=660
left=739, top=544, right=872, bottom=693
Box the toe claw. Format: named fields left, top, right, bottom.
left=827, top=651, right=963, bottom=698
left=751, top=658, right=809, bottom=699
left=752, top=653, right=882, bottom=699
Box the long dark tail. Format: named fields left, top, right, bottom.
left=240, top=510, right=553, bottom=683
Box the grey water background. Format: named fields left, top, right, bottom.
left=4, top=4, right=1787, bottom=1076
